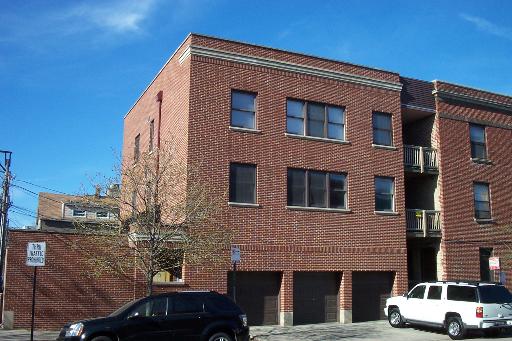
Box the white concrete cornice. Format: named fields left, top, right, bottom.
left=433, top=89, right=512, bottom=113
left=179, top=45, right=403, bottom=92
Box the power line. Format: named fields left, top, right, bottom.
left=12, top=178, right=67, bottom=195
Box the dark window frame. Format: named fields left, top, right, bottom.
left=149, top=119, right=155, bottom=152
left=480, top=248, right=493, bottom=282
left=374, top=176, right=395, bottom=212
left=231, top=90, right=257, bottom=129
left=372, top=112, right=393, bottom=146
left=134, top=134, right=140, bottom=163
left=286, top=98, right=346, bottom=141
left=229, top=163, right=257, bottom=204
left=287, top=168, right=347, bottom=209
left=473, top=182, right=492, bottom=220
left=469, top=124, right=487, bottom=160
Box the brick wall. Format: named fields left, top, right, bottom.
left=434, top=81, right=512, bottom=284
left=4, top=231, right=141, bottom=329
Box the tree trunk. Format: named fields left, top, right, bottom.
left=146, top=273, right=153, bottom=296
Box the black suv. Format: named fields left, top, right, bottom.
left=57, top=291, right=249, bottom=341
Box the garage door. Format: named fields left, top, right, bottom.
left=227, top=271, right=280, bottom=326
left=352, top=271, right=394, bottom=322
left=293, top=272, right=340, bottom=325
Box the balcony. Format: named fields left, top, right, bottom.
left=406, top=209, right=441, bottom=237
left=404, top=145, right=438, bottom=173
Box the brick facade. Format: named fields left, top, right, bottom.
left=4, top=33, right=512, bottom=329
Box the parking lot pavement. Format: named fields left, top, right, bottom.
left=0, top=329, right=59, bottom=341
left=250, top=320, right=512, bottom=341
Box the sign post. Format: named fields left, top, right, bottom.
left=231, top=246, right=240, bottom=303
left=489, top=257, right=500, bottom=283
left=26, top=242, right=46, bottom=341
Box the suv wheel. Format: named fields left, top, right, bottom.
left=208, top=332, right=233, bottom=341
left=388, top=308, right=404, bottom=328
left=446, top=317, right=465, bottom=340
left=90, top=337, right=112, bottom=341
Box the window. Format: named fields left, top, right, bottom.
left=229, top=163, right=256, bottom=204
left=470, top=124, right=487, bottom=159
left=172, top=295, right=204, bottom=314
left=96, top=211, right=109, bottom=219
left=72, top=209, right=86, bottom=217
left=473, top=182, right=491, bottom=219
left=427, top=286, right=442, bottom=300
left=478, top=285, right=512, bottom=304
left=153, top=267, right=183, bottom=283
left=287, top=169, right=347, bottom=209
left=134, top=134, right=140, bottom=163
left=131, top=190, right=137, bottom=214
left=375, top=177, right=395, bottom=212
left=149, top=119, right=155, bottom=152
left=286, top=99, right=345, bottom=140
left=231, top=91, right=256, bottom=129
left=408, top=285, right=425, bottom=299
left=447, top=286, right=477, bottom=302
left=373, top=112, right=393, bottom=146
left=480, top=248, right=492, bottom=281
left=129, top=297, right=168, bottom=317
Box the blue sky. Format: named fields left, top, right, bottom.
left=1, top=0, right=511, bottom=227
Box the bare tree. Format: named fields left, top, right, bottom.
left=74, top=141, right=231, bottom=295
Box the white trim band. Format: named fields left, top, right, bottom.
left=180, top=45, right=403, bottom=92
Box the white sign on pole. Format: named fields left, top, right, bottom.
left=231, top=246, right=240, bottom=263
left=26, top=242, right=46, bottom=267
left=489, top=257, right=500, bottom=270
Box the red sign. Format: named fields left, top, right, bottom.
left=489, top=257, right=500, bottom=270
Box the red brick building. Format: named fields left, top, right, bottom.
left=4, top=33, right=512, bottom=329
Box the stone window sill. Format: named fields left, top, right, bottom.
left=229, top=126, right=262, bottom=134
left=153, top=281, right=187, bottom=287
left=228, top=202, right=261, bottom=208
left=286, top=206, right=352, bottom=213
left=285, top=133, right=351, bottom=145
left=471, top=158, right=492, bottom=165
left=474, top=218, right=495, bottom=224
left=372, top=144, right=398, bottom=151
left=374, top=210, right=399, bottom=216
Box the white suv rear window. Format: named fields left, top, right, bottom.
left=447, top=285, right=477, bottom=302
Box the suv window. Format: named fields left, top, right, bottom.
left=206, top=294, right=240, bottom=312
left=447, top=285, right=477, bottom=302
left=427, top=286, right=442, bottom=300
left=129, top=297, right=168, bottom=317
left=172, top=295, right=204, bottom=314
left=409, top=285, right=426, bottom=299
left=478, top=285, right=512, bottom=304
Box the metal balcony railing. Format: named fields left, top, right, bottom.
left=404, top=145, right=438, bottom=173
left=406, top=209, right=441, bottom=237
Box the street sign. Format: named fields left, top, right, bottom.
left=26, top=242, right=46, bottom=267
left=231, top=246, right=240, bottom=263
left=489, top=257, right=500, bottom=270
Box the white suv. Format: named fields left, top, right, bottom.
left=385, top=281, right=512, bottom=339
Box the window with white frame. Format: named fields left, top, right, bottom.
left=372, top=112, right=393, bottom=146
left=375, top=176, right=395, bottom=212
left=473, top=182, right=491, bottom=220
left=286, top=99, right=345, bottom=140
left=287, top=168, right=347, bottom=209
left=231, top=91, right=256, bottom=129
left=72, top=209, right=86, bottom=217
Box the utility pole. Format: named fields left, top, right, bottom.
left=0, top=150, right=12, bottom=294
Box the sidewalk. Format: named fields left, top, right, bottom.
left=0, top=329, right=59, bottom=341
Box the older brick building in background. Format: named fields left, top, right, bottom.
left=4, top=33, right=512, bottom=329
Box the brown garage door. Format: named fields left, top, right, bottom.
left=227, top=271, right=280, bottom=326
left=293, top=272, right=340, bottom=325
left=352, top=271, right=394, bottom=322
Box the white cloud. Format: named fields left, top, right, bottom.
left=63, top=0, right=156, bottom=34
left=460, top=13, right=512, bottom=41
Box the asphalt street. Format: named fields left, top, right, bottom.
left=2, top=320, right=512, bottom=340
